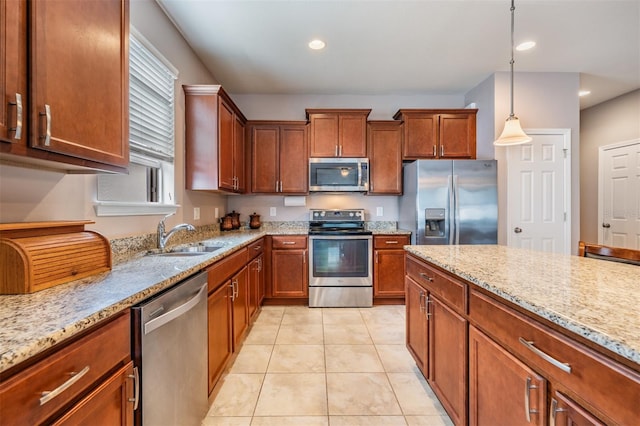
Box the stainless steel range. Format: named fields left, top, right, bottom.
left=308, top=209, right=373, bottom=308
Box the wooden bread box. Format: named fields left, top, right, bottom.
left=0, top=221, right=111, bottom=294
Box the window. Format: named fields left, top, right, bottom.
left=95, top=28, right=179, bottom=216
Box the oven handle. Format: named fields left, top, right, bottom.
left=309, top=235, right=373, bottom=240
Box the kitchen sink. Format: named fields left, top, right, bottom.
left=147, top=245, right=225, bottom=257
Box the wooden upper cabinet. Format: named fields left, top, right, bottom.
left=1, top=0, right=27, bottom=145
left=306, top=109, right=370, bottom=158
left=367, top=121, right=402, bottom=194
left=183, top=85, right=247, bottom=193
left=249, top=121, right=307, bottom=194
left=394, top=109, right=477, bottom=160
left=29, top=0, right=129, bottom=168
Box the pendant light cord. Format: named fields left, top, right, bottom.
left=509, top=0, right=516, bottom=119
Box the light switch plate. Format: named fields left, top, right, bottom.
left=214, top=208, right=219, bottom=218
left=270, top=207, right=277, bottom=217
left=376, top=207, right=383, bottom=217
left=193, top=207, right=200, bottom=220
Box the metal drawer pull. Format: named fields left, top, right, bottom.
left=419, top=272, right=434, bottom=282
left=549, top=398, right=567, bottom=426
left=524, top=376, right=539, bottom=422
left=254, top=245, right=262, bottom=250
left=40, top=365, right=90, bottom=405
left=128, top=366, right=140, bottom=410
left=282, top=241, right=296, bottom=245
left=519, top=337, right=572, bottom=373
left=432, top=145, right=436, bottom=156
left=385, top=240, right=398, bottom=244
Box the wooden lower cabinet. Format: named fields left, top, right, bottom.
left=429, top=296, right=467, bottom=426
left=469, top=325, right=546, bottom=426
left=405, top=275, right=428, bottom=373
left=51, top=362, right=135, bottom=426
left=248, top=253, right=264, bottom=321
left=231, top=266, right=249, bottom=349
left=268, top=236, right=308, bottom=300
left=207, top=279, right=232, bottom=394
left=550, top=390, right=605, bottom=426
left=373, top=235, right=409, bottom=301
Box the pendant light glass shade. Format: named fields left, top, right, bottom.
left=494, top=0, right=531, bottom=146
left=494, top=116, right=532, bottom=146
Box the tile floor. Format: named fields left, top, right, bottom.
left=201, top=305, right=453, bottom=426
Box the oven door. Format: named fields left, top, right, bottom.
left=308, top=235, right=372, bottom=287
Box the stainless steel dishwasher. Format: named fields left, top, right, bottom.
left=132, top=271, right=208, bottom=426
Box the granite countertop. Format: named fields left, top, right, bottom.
left=405, top=245, right=640, bottom=366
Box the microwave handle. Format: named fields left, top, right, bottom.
left=358, top=164, right=363, bottom=187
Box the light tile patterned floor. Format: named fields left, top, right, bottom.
left=202, top=305, right=454, bottom=426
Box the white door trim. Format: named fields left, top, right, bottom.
left=598, top=138, right=640, bottom=244
left=506, top=128, right=572, bottom=254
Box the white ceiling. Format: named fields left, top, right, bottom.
left=156, top=0, right=640, bottom=109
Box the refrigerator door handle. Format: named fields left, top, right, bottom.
left=448, top=174, right=455, bottom=245
left=453, top=174, right=460, bottom=244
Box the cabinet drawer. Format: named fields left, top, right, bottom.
left=248, top=238, right=264, bottom=259
left=271, top=235, right=307, bottom=250
left=469, top=289, right=640, bottom=425
left=0, top=312, right=131, bottom=425
left=207, top=247, right=248, bottom=293
left=405, top=255, right=466, bottom=314
left=374, top=235, right=410, bottom=249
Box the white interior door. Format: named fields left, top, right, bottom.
left=506, top=129, right=571, bottom=254
left=598, top=139, right=640, bottom=249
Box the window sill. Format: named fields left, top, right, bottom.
left=94, top=202, right=179, bottom=217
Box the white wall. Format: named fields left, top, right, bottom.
left=464, top=74, right=496, bottom=160
left=579, top=89, right=640, bottom=243
left=465, top=72, right=580, bottom=251
left=0, top=0, right=225, bottom=238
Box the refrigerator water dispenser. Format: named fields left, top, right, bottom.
left=425, top=208, right=446, bottom=238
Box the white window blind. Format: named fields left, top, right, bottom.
left=129, top=31, right=177, bottom=161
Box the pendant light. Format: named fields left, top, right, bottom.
left=494, top=0, right=532, bottom=146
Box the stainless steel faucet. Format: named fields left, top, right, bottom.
left=157, top=213, right=196, bottom=250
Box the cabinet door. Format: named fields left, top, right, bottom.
left=550, top=391, right=605, bottom=426
left=207, top=283, right=232, bottom=394
left=272, top=249, right=308, bottom=298
left=218, top=98, right=235, bottom=191
left=469, top=325, right=546, bottom=426
left=339, top=113, right=367, bottom=157
left=309, top=113, right=339, bottom=157
left=51, top=362, right=134, bottom=426
left=439, top=114, right=476, bottom=159
left=402, top=113, right=437, bottom=159
left=1, top=0, right=27, bottom=144
left=251, top=125, right=279, bottom=193
left=374, top=249, right=406, bottom=298
left=248, top=255, right=264, bottom=323
left=232, top=266, right=249, bottom=348
left=279, top=125, right=308, bottom=193
left=234, top=115, right=246, bottom=192
left=429, top=296, right=467, bottom=426
left=368, top=121, right=402, bottom=194
left=405, top=276, right=428, bottom=375
left=30, top=0, right=128, bottom=167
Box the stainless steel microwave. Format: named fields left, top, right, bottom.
left=309, top=158, right=369, bottom=192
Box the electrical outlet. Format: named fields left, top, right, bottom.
left=270, top=207, right=277, bottom=217
left=214, top=208, right=219, bottom=219
left=193, top=207, right=200, bottom=220
left=376, top=207, right=383, bottom=217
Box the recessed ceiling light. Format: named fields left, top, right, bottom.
left=579, top=90, right=591, bottom=97
left=516, top=41, right=536, bottom=51
left=308, top=39, right=326, bottom=50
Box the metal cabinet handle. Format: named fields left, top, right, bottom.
left=40, top=104, right=52, bottom=146
left=145, top=284, right=207, bottom=334
left=524, top=377, right=539, bottom=422
left=40, top=366, right=90, bottom=405
left=419, top=272, right=434, bottom=282
left=549, top=397, right=567, bottom=426
left=254, top=245, right=262, bottom=251
left=279, top=181, right=283, bottom=192
left=282, top=241, right=296, bottom=245
left=424, top=294, right=431, bottom=319
left=514, top=227, right=523, bottom=233
left=335, top=145, right=339, bottom=156
left=602, top=223, right=611, bottom=228
left=440, top=145, right=444, bottom=157
left=418, top=290, right=425, bottom=313
left=257, top=258, right=262, bottom=272
left=128, top=366, right=140, bottom=410
left=339, top=145, right=342, bottom=156
left=9, top=93, right=23, bottom=140
left=519, top=337, right=571, bottom=373
left=385, top=240, right=398, bottom=244
left=432, top=145, right=437, bottom=156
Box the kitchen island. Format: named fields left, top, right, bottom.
left=405, top=245, right=640, bottom=426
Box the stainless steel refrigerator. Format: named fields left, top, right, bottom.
left=399, top=160, right=498, bottom=245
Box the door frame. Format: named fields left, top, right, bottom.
left=506, top=128, right=572, bottom=254
left=597, top=138, right=640, bottom=245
